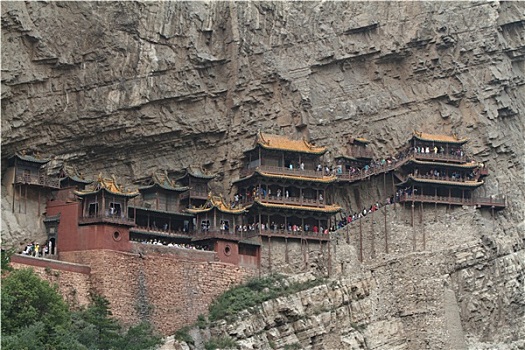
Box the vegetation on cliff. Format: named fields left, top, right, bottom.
left=208, top=273, right=324, bottom=322
left=1, top=268, right=163, bottom=350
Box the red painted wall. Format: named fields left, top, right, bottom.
left=215, top=240, right=240, bottom=265
left=46, top=199, right=79, bottom=253
left=47, top=198, right=131, bottom=254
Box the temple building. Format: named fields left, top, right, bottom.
left=177, top=167, right=216, bottom=209
left=234, top=132, right=342, bottom=239
left=45, top=175, right=139, bottom=254
left=59, top=164, right=93, bottom=190
left=185, top=194, right=260, bottom=268
left=334, top=136, right=374, bottom=177
left=396, top=131, right=505, bottom=209
left=5, top=153, right=60, bottom=216
left=128, top=171, right=194, bottom=243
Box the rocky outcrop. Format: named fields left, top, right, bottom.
left=181, top=204, right=524, bottom=350
left=2, top=2, right=524, bottom=349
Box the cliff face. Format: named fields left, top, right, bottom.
left=2, top=1, right=524, bottom=349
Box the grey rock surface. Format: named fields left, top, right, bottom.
left=2, top=2, right=524, bottom=349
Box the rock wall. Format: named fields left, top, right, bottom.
left=191, top=205, right=524, bottom=350
left=2, top=2, right=524, bottom=349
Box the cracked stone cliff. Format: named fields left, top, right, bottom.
left=1, top=2, right=524, bottom=350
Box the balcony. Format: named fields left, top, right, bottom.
left=399, top=194, right=506, bottom=209
left=413, top=152, right=467, bottom=163
left=15, top=174, right=60, bottom=189
left=130, top=225, right=192, bottom=238
left=179, top=189, right=209, bottom=200
left=79, top=214, right=135, bottom=226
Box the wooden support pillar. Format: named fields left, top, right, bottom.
left=304, top=239, right=309, bottom=270
left=421, top=202, right=426, bottom=251
left=268, top=236, right=272, bottom=272
left=18, top=184, right=22, bottom=213
left=327, top=239, right=332, bottom=277
left=419, top=201, right=423, bottom=224
left=391, top=172, right=396, bottom=211
left=411, top=201, right=415, bottom=227
left=346, top=220, right=350, bottom=244
left=448, top=188, right=451, bottom=211
left=434, top=187, right=438, bottom=222
left=285, top=237, right=289, bottom=263
left=371, top=211, right=375, bottom=259
left=384, top=201, right=388, bottom=254
left=37, top=190, right=41, bottom=217
left=12, top=183, right=15, bottom=213
left=24, top=185, right=28, bottom=214
left=412, top=203, right=416, bottom=252
left=359, top=216, right=363, bottom=262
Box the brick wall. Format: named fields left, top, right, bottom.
left=60, top=247, right=254, bottom=335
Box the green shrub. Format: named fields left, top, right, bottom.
left=174, top=326, right=193, bottom=344
left=208, top=274, right=325, bottom=322
left=204, top=336, right=237, bottom=350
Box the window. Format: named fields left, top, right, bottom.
left=109, top=202, right=122, bottom=216
left=201, top=220, right=210, bottom=231
left=88, top=203, right=99, bottom=216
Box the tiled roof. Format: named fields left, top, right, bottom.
left=233, top=170, right=337, bottom=184
left=178, top=167, right=216, bottom=181
left=352, top=137, right=370, bottom=144
left=407, top=159, right=480, bottom=169
left=185, top=194, right=246, bottom=215
left=74, top=174, right=139, bottom=197
left=254, top=132, right=327, bottom=155
left=139, top=172, right=189, bottom=192
left=60, top=165, right=93, bottom=184
left=413, top=131, right=468, bottom=144
left=11, top=153, right=50, bottom=164
left=334, top=155, right=358, bottom=161
left=251, top=200, right=342, bottom=214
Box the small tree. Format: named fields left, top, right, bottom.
left=1, top=268, right=70, bottom=335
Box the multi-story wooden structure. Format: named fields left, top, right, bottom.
left=397, top=132, right=505, bottom=209
left=129, top=171, right=193, bottom=241
left=57, top=176, right=138, bottom=253
left=59, top=164, right=93, bottom=190
left=6, top=153, right=60, bottom=215
left=334, top=136, right=374, bottom=176
left=177, top=167, right=216, bottom=209
left=234, top=132, right=342, bottom=239
left=186, top=194, right=260, bottom=269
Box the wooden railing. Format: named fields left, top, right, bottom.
left=240, top=195, right=327, bottom=208
left=130, top=225, right=191, bottom=237
left=410, top=174, right=481, bottom=184
left=413, top=152, right=467, bottom=163
left=15, top=174, right=60, bottom=189
left=399, top=194, right=506, bottom=208
left=179, top=189, right=209, bottom=200
left=79, top=214, right=135, bottom=226
left=336, top=156, right=411, bottom=182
